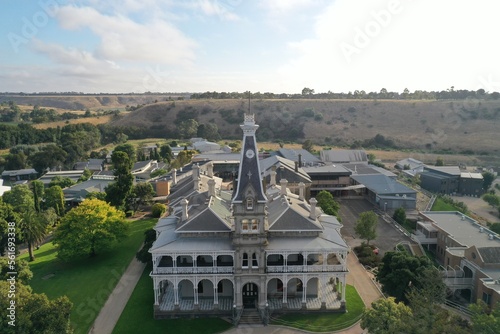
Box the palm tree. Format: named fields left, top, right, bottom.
left=19, top=210, right=48, bottom=261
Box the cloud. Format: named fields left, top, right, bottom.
left=259, top=0, right=317, bottom=13
left=191, top=0, right=240, bottom=21
left=54, top=5, right=197, bottom=65
left=278, top=0, right=500, bottom=93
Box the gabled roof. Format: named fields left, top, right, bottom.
left=2, top=169, right=37, bottom=177
left=176, top=207, right=231, bottom=232
left=267, top=195, right=322, bottom=231
left=396, top=158, right=424, bottom=169
left=478, top=247, right=500, bottom=264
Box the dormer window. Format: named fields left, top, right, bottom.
left=246, top=197, right=254, bottom=211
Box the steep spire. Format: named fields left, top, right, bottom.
left=232, top=114, right=267, bottom=203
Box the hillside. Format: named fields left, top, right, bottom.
left=111, top=98, right=500, bottom=154
left=0, top=94, right=185, bottom=111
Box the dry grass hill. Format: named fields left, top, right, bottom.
left=3, top=95, right=499, bottom=165
left=112, top=98, right=500, bottom=154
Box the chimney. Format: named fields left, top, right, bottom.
left=207, top=161, right=214, bottom=178
left=309, top=197, right=317, bottom=220
left=295, top=161, right=298, bottom=172
left=208, top=178, right=216, bottom=197
left=194, top=177, right=201, bottom=191
left=299, top=182, right=305, bottom=201
left=270, top=165, right=277, bottom=186
left=172, top=168, right=177, bottom=185
left=181, top=198, right=189, bottom=221
left=280, top=179, right=288, bottom=196
left=192, top=163, right=199, bottom=181
left=298, top=154, right=302, bottom=168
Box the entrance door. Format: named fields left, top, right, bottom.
left=242, top=283, right=258, bottom=308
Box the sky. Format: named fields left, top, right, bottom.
left=1, top=0, right=500, bottom=94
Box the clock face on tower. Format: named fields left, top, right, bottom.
left=245, top=149, right=255, bottom=159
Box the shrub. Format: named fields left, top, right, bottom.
left=151, top=203, right=167, bottom=218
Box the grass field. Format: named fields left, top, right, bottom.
left=112, top=264, right=233, bottom=334
left=431, top=197, right=458, bottom=211
left=19, top=218, right=157, bottom=334
left=270, top=285, right=365, bottom=332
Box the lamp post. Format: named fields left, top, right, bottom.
left=384, top=202, right=387, bottom=212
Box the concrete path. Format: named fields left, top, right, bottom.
left=88, top=257, right=146, bottom=334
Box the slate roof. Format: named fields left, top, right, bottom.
left=478, top=247, right=500, bottom=264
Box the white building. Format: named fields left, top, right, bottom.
left=149, top=115, right=349, bottom=324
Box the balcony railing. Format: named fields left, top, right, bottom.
left=155, top=266, right=234, bottom=274
left=266, top=264, right=346, bottom=273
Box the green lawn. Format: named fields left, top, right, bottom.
left=270, top=285, right=365, bottom=332
left=431, top=197, right=457, bottom=211
left=19, top=218, right=157, bottom=334
left=112, top=264, right=233, bottom=334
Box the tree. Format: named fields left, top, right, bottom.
left=129, top=182, right=155, bottom=211
left=302, top=139, right=314, bottom=152
left=376, top=251, right=434, bottom=303
left=197, top=123, right=221, bottom=141
left=316, top=190, right=340, bottom=216
left=150, top=168, right=167, bottom=178
left=19, top=210, right=48, bottom=261
left=361, top=297, right=412, bottom=334
left=470, top=301, right=500, bottom=334
left=392, top=207, right=406, bottom=225
left=178, top=119, right=199, bottom=139
left=113, top=143, right=136, bottom=167
left=53, top=199, right=128, bottom=260
left=5, top=152, right=27, bottom=170
left=105, top=151, right=134, bottom=210
left=435, top=157, right=444, bottom=166
left=301, top=87, right=315, bottom=95
left=31, top=180, right=45, bottom=213
left=159, top=144, right=172, bottom=163
left=78, top=168, right=93, bottom=183
left=3, top=184, right=34, bottom=214
left=29, top=144, right=67, bottom=173
left=0, top=258, right=33, bottom=285
left=354, top=211, right=378, bottom=245
left=85, top=191, right=107, bottom=201
left=136, top=229, right=156, bottom=264
left=0, top=280, right=73, bottom=333
left=151, top=203, right=167, bottom=218
left=482, top=171, right=496, bottom=190
left=48, top=176, right=75, bottom=189
left=483, top=193, right=500, bottom=208
left=0, top=198, right=19, bottom=256
left=43, top=185, right=65, bottom=216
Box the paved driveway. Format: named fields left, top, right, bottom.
left=338, top=199, right=413, bottom=256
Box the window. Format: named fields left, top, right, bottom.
left=483, top=292, right=492, bottom=305
left=242, top=219, right=249, bottom=232
left=251, top=219, right=259, bottom=232
left=252, top=253, right=258, bottom=268
left=242, top=253, right=248, bottom=268
left=246, top=197, right=254, bottom=210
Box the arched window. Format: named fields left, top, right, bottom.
left=242, top=253, right=249, bottom=268
left=252, top=253, right=258, bottom=268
